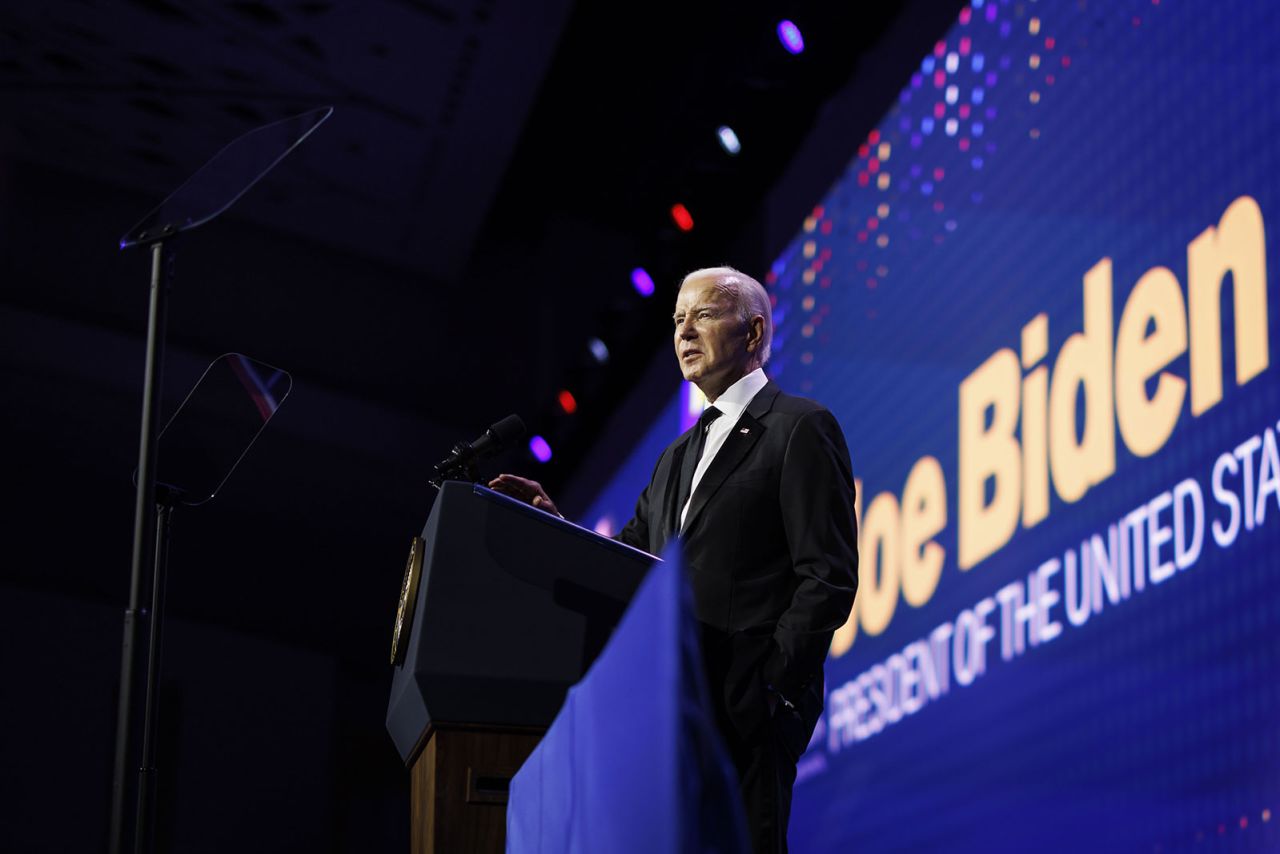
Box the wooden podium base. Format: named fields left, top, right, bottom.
left=408, top=723, right=545, bottom=853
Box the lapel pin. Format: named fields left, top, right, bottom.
left=740, top=427, right=750, bottom=434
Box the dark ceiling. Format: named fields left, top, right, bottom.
left=1, top=0, right=965, bottom=495
left=1, top=0, right=965, bottom=849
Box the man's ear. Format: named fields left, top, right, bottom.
left=746, top=315, right=765, bottom=353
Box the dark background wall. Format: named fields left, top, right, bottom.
left=0, top=1, right=961, bottom=850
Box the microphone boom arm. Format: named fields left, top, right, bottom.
left=428, top=414, right=525, bottom=489
left=429, top=442, right=479, bottom=488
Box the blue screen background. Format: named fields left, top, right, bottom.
left=584, top=2, right=1280, bottom=849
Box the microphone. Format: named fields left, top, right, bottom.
left=431, top=414, right=526, bottom=485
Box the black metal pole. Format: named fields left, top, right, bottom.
left=110, top=240, right=170, bottom=854
left=134, top=493, right=174, bottom=854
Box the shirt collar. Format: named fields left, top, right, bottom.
left=706, top=368, right=767, bottom=424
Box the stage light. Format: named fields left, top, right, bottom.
left=670, top=203, right=694, bottom=232
left=777, top=20, right=804, bottom=54
left=588, top=337, right=610, bottom=363
left=631, top=267, right=656, bottom=296
left=717, top=125, right=741, bottom=155
left=529, top=435, right=552, bottom=463
left=558, top=389, right=577, bottom=414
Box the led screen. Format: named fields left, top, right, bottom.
left=584, top=1, right=1280, bottom=849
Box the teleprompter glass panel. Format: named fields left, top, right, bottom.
left=155, top=353, right=292, bottom=506
left=120, top=106, right=332, bottom=248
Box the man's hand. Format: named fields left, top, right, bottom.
left=487, top=474, right=563, bottom=518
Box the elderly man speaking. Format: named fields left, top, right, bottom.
left=491, top=266, right=859, bottom=854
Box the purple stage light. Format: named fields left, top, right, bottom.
left=529, top=435, right=552, bottom=463
left=777, top=20, right=804, bottom=54
left=631, top=267, right=655, bottom=296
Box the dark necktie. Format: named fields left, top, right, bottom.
left=674, top=406, right=722, bottom=533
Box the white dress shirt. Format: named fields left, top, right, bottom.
left=680, top=368, right=769, bottom=529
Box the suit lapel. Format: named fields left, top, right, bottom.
left=680, top=381, right=780, bottom=536
left=658, top=428, right=697, bottom=545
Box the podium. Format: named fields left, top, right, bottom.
left=386, top=482, right=655, bottom=853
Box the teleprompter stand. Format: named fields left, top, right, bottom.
left=109, top=107, right=330, bottom=854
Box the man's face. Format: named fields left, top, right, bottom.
left=673, top=277, right=758, bottom=401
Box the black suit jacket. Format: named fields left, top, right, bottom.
left=617, top=380, right=858, bottom=751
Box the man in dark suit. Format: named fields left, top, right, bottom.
left=491, top=266, right=858, bottom=853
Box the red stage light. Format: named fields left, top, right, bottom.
left=558, top=389, right=577, bottom=414
left=671, top=203, right=694, bottom=232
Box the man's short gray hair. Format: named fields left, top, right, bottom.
left=680, top=266, right=774, bottom=366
